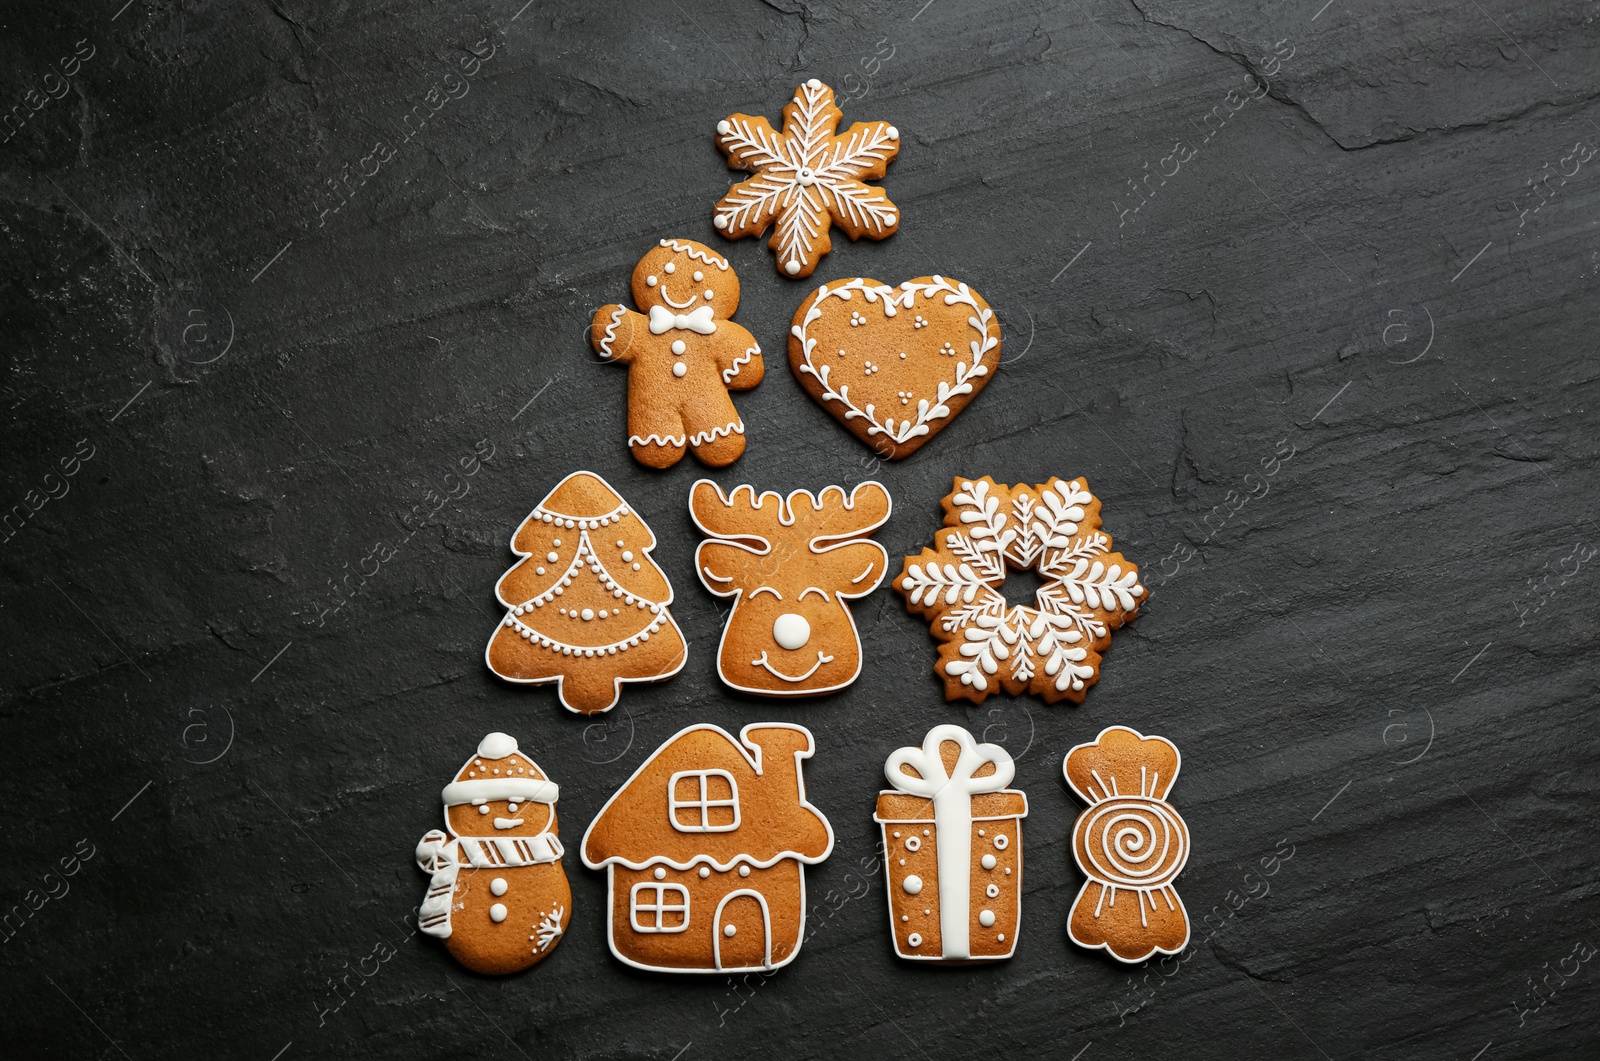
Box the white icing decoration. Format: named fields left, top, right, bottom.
left=671, top=339, right=687, bottom=355
left=673, top=362, right=688, bottom=378
left=690, top=480, right=891, bottom=697
left=905, top=835, right=921, bottom=852
left=908, top=932, right=922, bottom=947
left=664, top=262, right=675, bottom=274
left=535, top=904, right=565, bottom=950
left=654, top=867, right=667, bottom=880
left=596, top=305, right=628, bottom=359
left=693, top=270, right=704, bottom=282
left=714, top=80, right=900, bottom=276
left=982, top=853, right=996, bottom=870
left=986, top=883, right=1000, bottom=898
left=898, top=478, right=1144, bottom=693
left=646, top=275, right=658, bottom=287
left=647, top=304, right=716, bottom=335
left=491, top=877, right=509, bottom=896
left=442, top=778, right=559, bottom=805
left=792, top=277, right=999, bottom=448
left=722, top=344, right=757, bottom=384
left=724, top=923, right=737, bottom=937
left=630, top=420, right=743, bottom=450
left=490, top=903, right=508, bottom=922
left=993, top=833, right=1009, bottom=850
left=979, top=909, right=996, bottom=927
left=772, top=612, right=811, bottom=650
left=879, top=724, right=1026, bottom=962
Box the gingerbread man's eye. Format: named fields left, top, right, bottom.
left=693, top=270, right=704, bottom=282
left=664, top=262, right=676, bottom=274
left=704, top=290, right=714, bottom=300
left=646, top=275, right=658, bottom=287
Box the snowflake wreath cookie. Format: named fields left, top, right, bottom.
left=713, top=78, right=900, bottom=279
left=894, top=477, right=1147, bottom=704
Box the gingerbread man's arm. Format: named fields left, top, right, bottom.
left=591, top=304, right=645, bottom=364
left=710, top=319, right=764, bottom=390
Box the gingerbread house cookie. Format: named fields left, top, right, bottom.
left=580, top=723, right=834, bottom=973
left=414, top=732, right=571, bottom=974
left=875, top=725, right=1027, bottom=961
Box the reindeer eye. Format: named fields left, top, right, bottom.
left=799, top=587, right=830, bottom=603
left=750, top=586, right=782, bottom=600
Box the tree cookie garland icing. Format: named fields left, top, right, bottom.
left=415, top=732, right=572, bottom=975
left=894, top=477, right=1147, bottom=703
left=875, top=725, right=1027, bottom=961
left=789, top=276, right=1001, bottom=458
left=485, top=471, right=687, bottom=713
left=714, top=78, right=900, bottom=279
left=590, top=239, right=764, bottom=468
left=689, top=479, right=890, bottom=696
left=580, top=722, right=834, bottom=973
left=1063, top=726, right=1191, bottom=963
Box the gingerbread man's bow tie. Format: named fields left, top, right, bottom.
left=647, top=304, right=717, bottom=335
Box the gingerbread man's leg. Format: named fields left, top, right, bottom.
left=626, top=364, right=689, bottom=468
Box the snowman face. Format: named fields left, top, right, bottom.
left=631, top=240, right=738, bottom=316
left=448, top=797, right=556, bottom=839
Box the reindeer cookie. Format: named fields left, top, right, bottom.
left=690, top=480, right=890, bottom=696
left=590, top=239, right=764, bottom=468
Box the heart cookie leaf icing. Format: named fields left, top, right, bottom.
left=788, top=276, right=1001, bottom=459
left=714, top=78, right=900, bottom=279
left=894, top=476, right=1146, bottom=703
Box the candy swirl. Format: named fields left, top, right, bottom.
left=1075, top=796, right=1187, bottom=889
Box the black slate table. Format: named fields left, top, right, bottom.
left=3, top=1, right=1597, bottom=1058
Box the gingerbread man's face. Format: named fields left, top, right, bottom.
left=631, top=239, right=740, bottom=317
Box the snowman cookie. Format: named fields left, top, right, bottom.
left=415, top=733, right=571, bottom=974
left=590, top=239, right=764, bottom=468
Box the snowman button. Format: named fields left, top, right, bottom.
left=489, top=903, right=508, bottom=923
left=490, top=877, right=509, bottom=897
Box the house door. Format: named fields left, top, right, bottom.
left=712, top=889, right=772, bottom=971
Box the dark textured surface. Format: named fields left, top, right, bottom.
left=3, top=1, right=1598, bottom=1058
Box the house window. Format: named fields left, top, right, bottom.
left=630, top=882, right=689, bottom=933
left=668, top=769, right=740, bottom=832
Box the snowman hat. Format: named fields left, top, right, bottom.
left=441, top=732, right=559, bottom=806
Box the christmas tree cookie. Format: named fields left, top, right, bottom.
left=485, top=472, right=687, bottom=713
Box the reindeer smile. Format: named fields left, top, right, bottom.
left=751, top=650, right=834, bottom=683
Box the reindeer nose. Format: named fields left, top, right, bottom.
left=772, top=613, right=811, bottom=651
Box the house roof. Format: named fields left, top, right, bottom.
left=581, top=723, right=834, bottom=871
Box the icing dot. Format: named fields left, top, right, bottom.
left=704, top=290, right=714, bottom=300
left=986, top=883, right=1000, bottom=898
left=908, top=932, right=923, bottom=947
left=616, top=540, right=625, bottom=548
left=664, top=262, right=675, bottom=274
left=739, top=865, right=751, bottom=877
left=541, top=514, right=553, bottom=523
left=806, top=77, right=822, bottom=89
left=923, top=830, right=931, bottom=836
left=898, top=858, right=905, bottom=866
left=886, top=125, right=899, bottom=139
left=479, top=805, right=489, bottom=815
left=901, top=915, right=908, bottom=922
left=490, top=877, right=508, bottom=896
left=993, top=834, right=1009, bottom=850
left=717, top=119, right=731, bottom=135
left=1005, top=867, right=1012, bottom=875
left=632, top=563, right=641, bottom=571
left=924, top=909, right=931, bottom=915
left=622, top=551, right=634, bottom=562
left=552, top=539, right=561, bottom=546
left=998, top=933, right=1006, bottom=942
left=904, top=836, right=921, bottom=852
left=673, top=361, right=687, bottom=378
left=893, top=831, right=901, bottom=838
left=581, top=608, right=595, bottom=621
left=772, top=612, right=811, bottom=651
left=699, top=866, right=710, bottom=878
left=714, top=215, right=729, bottom=230
left=693, top=271, right=704, bottom=282
left=671, top=339, right=686, bottom=355
left=724, top=924, right=737, bottom=938
left=785, top=259, right=801, bottom=275
left=489, top=903, right=508, bottom=923
left=535, top=566, right=545, bottom=575
left=547, top=552, right=559, bottom=562
left=982, top=854, right=997, bottom=870
left=979, top=909, right=996, bottom=928
left=507, top=802, right=519, bottom=813
left=646, top=275, right=658, bottom=287
left=902, top=875, right=923, bottom=895
left=654, top=867, right=666, bottom=880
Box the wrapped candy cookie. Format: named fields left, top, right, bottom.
left=874, top=724, right=1027, bottom=961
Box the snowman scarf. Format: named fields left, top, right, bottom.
left=414, top=829, right=564, bottom=938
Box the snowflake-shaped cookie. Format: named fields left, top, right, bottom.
left=894, top=477, right=1148, bottom=704
left=713, top=78, right=900, bottom=279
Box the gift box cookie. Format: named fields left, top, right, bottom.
left=874, top=725, right=1027, bottom=961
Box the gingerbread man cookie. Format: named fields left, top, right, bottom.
left=690, top=479, right=890, bottom=696
left=591, top=239, right=764, bottom=468
left=713, top=79, right=900, bottom=279
left=415, top=732, right=572, bottom=975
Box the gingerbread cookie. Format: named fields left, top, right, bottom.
left=689, top=479, right=890, bottom=696
left=485, top=471, right=686, bottom=713
left=590, top=239, right=763, bottom=468
left=580, top=722, right=834, bottom=973
left=789, top=276, right=1000, bottom=458
left=875, top=725, right=1027, bottom=962
left=1064, top=726, right=1190, bottom=963
left=713, top=78, right=900, bottom=279
left=415, top=732, right=571, bottom=974
left=895, top=476, right=1146, bottom=703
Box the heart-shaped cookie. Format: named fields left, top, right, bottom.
left=788, top=276, right=1001, bottom=459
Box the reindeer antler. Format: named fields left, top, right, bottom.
left=796, top=481, right=892, bottom=545
left=688, top=480, right=786, bottom=547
